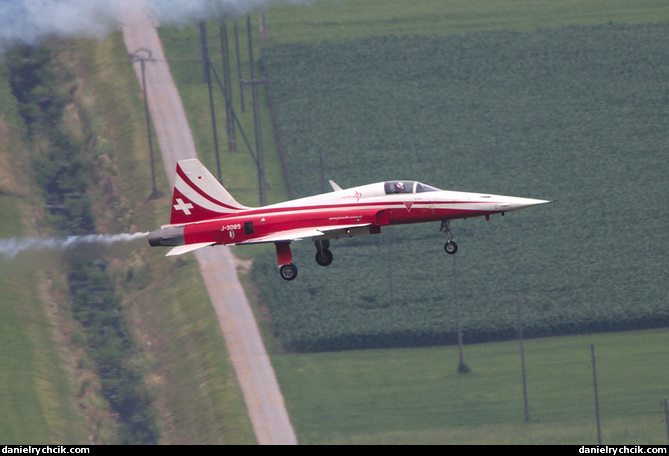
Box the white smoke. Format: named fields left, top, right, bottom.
left=0, top=232, right=148, bottom=260
left=0, top=0, right=319, bottom=56
left=0, top=0, right=120, bottom=53
left=147, top=0, right=317, bottom=24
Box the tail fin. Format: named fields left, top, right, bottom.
left=170, top=159, right=249, bottom=225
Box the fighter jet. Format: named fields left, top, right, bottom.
left=149, top=159, right=549, bottom=280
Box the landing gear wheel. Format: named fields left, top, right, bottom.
left=444, top=241, right=458, bottom=255
left=440, top=220, right=458, bottom=254
left=279, top=263, right=298, bottom=281
left=315, top=249, right=334, bottom=266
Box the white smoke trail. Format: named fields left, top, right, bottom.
left=0, top=0, right=120, bottom=53
left=0, top=232, right=148, bottom=260
left=0, top=0, right=320, bottom=57
left=146, top=0, right=318, bottom=24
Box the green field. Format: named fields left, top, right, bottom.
left=262, top=0, right=669, bottom=43
left=252, top=22, right=668, bottom=350
left=0, top=36, right=254, bottom=443
left=274, top=329, right=669, bottom=444
left=0, top=253, right=91, bottom=444
left=0, top=65, right=89, bottom=443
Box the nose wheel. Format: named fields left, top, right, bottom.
left=444, top=241, right=458, bottom=254
left=440, top=220, right=458, bottom=255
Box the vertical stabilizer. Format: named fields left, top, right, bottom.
left=170, top=159, right=250, bottom=225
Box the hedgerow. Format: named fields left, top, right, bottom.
left=6, top=44, right=158, bottom=443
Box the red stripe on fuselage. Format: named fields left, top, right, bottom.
left=207, top=199, right=494, bottom=218
left=180, top=201, right=497, bottom=246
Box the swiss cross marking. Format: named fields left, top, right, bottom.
left=174, top=198, right=194, bottom=215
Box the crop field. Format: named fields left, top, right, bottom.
left=254, top=22, right=668, bottom=351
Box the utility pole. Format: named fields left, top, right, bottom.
left=664, top=397, right=669, bottom=444
left=591, top=343, right=602, bottom=444
left=198, top=22, right=222, bottom=183
left=515, top=291, right=530, bottom=422
left=234, top=22, right=245, bottom=112
left=319, top=146, right=325, bottom=193
left=387, top=230, right=396, bottom=307
left=207, top=25, right=263, bottom=205
left=129, top=48, right=158, bottom=198
left=242, top=15, right=267, bottom=206
left=219, top=20, right=236, bottom=151
left=454, top=254, right=469, bottom=373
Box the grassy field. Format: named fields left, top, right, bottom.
left=273, top=329, right=669, bottom=444
left=261, top=0, right=669, bottom=44
left=0, top=35, right=255, bottom=443
left=0, top=257, right=90, bottom=444
left=0, top=66, right=89, bottom=444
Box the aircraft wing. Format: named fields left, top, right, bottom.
left=236, top=223, right=371, bottom=245
left=163, top=223, right=373, bottom=255
left=166, top=242, right=216, bottom=256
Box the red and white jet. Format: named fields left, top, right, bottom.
left=149, top=159, right=549, bottom=280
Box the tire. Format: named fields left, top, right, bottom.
left=444, top=241, right=458, bottom=255
left=279, top=263, right=298, bottom=281
left=315, top=249, right=334, bottom=266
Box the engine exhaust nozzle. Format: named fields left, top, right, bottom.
left=148, top=226, right=185, bottom=247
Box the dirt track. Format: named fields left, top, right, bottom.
left=119, top=0, right=297, bottom=445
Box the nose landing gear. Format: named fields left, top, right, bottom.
left=440, top=220, right=458, bottom=255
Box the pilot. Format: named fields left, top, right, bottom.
left=395, top=182, right=405, bottom=193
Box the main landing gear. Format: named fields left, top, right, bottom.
left=279, top=263, right=298, bottom=281
left=275, top=242, right=298, bottom=281
left=440, top=220, right=458, bottom=255
left=276, top=240, right=334, bottom=281
left=314, top=240, right=333, bottom=266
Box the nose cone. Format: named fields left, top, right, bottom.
left=496, top=196, right=551, bottom=212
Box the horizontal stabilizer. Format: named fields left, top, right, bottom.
left=166, top=242, right=216, bottom=256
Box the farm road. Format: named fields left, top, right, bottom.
left=118, top=0, right=297, bottom=445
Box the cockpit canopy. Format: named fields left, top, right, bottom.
left=384, top=181, right=440, bottom=194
